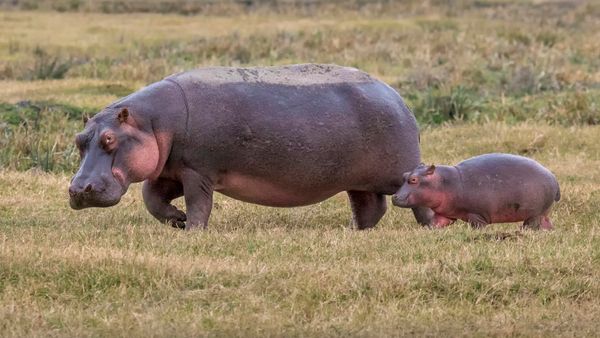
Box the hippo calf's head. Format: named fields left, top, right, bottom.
left=69, top=107, right=160, bottom=209
left=392, top=164, right=444, bottom=209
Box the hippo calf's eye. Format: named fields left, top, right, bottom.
left=409, top=177, right=418, bottom=184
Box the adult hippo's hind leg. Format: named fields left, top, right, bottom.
left=347, top=191, right=387, bottom=230
left=143, top=178, right=186, bottom=229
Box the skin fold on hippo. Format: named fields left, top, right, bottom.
left=69, top=64, right=434, bottom=230
left=391, top=153, right=561, bottom=230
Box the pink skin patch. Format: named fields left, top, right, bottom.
left=115, top=123, right=161, bottom=185
left=112, top=167, right=127, bottom=190
left=215, top=172, right=337, bottom=207
left=541, top=216, right=553, bottom=230
left=431, top=214, right=455, bottom=228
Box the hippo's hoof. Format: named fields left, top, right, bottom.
left=168, top=209, right=187, bottom=229
left=184, top=223, right=208, bottom=231
left=170, top=220, right=186, bottom=229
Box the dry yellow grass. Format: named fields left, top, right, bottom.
left=1, top=2, right=600, bottom=336
left=1, top=122, right=600, bottom=336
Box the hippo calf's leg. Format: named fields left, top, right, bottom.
left=412, top=207, right=435, bottom=227
left=523, top=215, right=554, bottom=230
left=347, top=191, right=387, bottom=230
left=181, top=169, right=214, bottom=230
left=142, top=178, right=186, bottom=229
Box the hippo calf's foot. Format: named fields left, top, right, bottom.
left=522, top=215, right=554, bottom=230
left=431, top=214, right=455, bottom=229
left=467, top=213, right=489, bottom=229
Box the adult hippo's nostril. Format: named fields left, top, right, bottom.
left=68, top=182, right=97, bottom=196
left=68, top=173, right=122, bottom=209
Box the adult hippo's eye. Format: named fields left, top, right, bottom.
left=100, top=132, right=118, bottom=152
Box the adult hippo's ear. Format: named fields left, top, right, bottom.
left=117, top=108, right=129, bottom=123
left=82, top=113, right=89, bottom=125
left=425, top=165, right=436, bottom=176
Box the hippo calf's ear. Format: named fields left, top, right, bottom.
left=117, top=108, right=129, bottom=123
left=425, top=164, right=436, bottom=175
left=82, top=113, right=89, bottom=125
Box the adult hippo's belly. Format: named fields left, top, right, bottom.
left=69, top=64, right=433, bottom=229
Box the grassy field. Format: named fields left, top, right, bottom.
left=1, top=1, right=600, bottom=336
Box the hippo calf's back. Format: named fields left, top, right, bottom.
left=458, top=153, right=560, bottom=226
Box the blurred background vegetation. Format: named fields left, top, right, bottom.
left=0, top=0, right=599, bottom=172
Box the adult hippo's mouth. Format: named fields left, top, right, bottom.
left=69, top=192, right=122, bottom=210
left=69, top=170, right=127, bottom=210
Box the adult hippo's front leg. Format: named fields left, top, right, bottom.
left=180, top=169, right=214, bottom=230
left=142, top=178, right=186, bottom=228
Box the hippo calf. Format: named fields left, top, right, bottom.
left=392, top=153, right=560, bottom=229
left=69, top=64, right=433, bottom=229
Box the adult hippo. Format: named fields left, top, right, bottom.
left=69, top=64, right=432, bottom=229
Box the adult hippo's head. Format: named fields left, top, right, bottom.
left=69, top=107, right=160, bottom=209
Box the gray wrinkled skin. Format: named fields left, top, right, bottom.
left=69, top=64, right=432, bottom=230
left=392, top=153, right=561, bottom=230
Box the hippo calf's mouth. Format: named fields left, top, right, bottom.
left=391, top=193, right=412, bottom=208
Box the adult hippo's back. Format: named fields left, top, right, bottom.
left=69, top=64, right=433, bottom=229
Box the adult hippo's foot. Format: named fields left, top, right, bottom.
left=142, top=178, right=186, bottom=228
left=347, top=191, right=387, bottom=230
